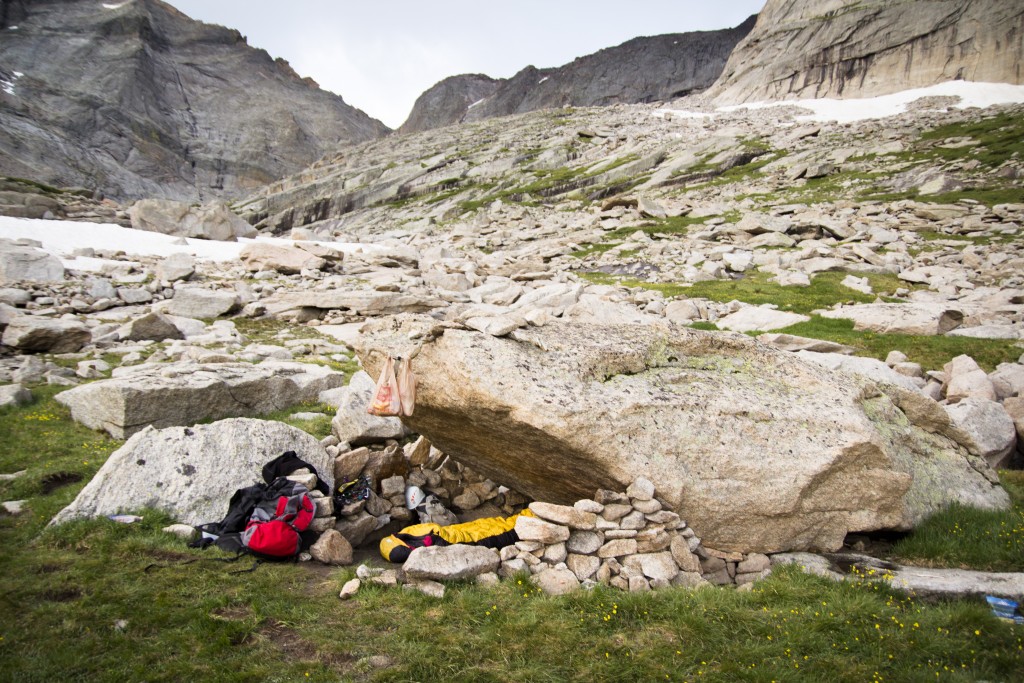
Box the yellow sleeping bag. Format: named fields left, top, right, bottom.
left=380, top=509, right=535, bottom=562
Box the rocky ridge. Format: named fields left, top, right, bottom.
left=399, top=16, right=756, bottom=134
left=706, top=0, right=1024, bottom=105
left=0, top=0, right=389, bottom=202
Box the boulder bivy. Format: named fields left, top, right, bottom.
left=379, top=509, right=535, bottom=563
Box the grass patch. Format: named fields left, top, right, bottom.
left=891, top=471, right=1024, bottom=571
left=573, top=269, right=1021, bottom=370
left=679, top=270, right=888, bottom=315
left=919, top=110, right=1024, bottom=168
left=1, top=387, right=1023, bottom=679
left=777, top=317, right=1022, bottom=372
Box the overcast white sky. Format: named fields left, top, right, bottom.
left=162, top=0, right=765, bottom=129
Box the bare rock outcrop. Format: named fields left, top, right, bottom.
left=50, top=418, right=333, bottom=526
left=0, top=0, right=389, bottom=202
left=399, top=17, right=756, bottom=134
left=55, top=360, right=346, bottom=438
left=354, top=315, right=1009, bottom=554
left=707, top=0, right=1024, bottom=105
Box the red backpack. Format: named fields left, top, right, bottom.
left=240, top=478, right=315, bottom=559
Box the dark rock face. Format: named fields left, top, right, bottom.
left=398, top=74, right=500, bottom=135
left=0, top=0, right=390, bottom=202
left=399, top=16, right=756, bottom=134
left=707, top=0, right=1024, bottom=105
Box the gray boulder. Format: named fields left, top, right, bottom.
left=117, top=312, right=184, bottom=342
left=990, top=363, right=1024, bottom=401
left=0, top=383, right=32, bottom=408
left=129, top=199, right=254, bottom=241
left=165, top=287, right=240, bottom=319
left=2, top=316, right=91, bottom=353
left=354, top=315, right=1009, bottom=554
left=819, top=303, right=963, bottom=335
left=0, top=240, right=64, bottom=283
left=795, top=351, right=924, bottom=392
left=155, top=253, right=196, bottom=283
left=716, top=306, right=809, bottom=333
left=50, top=418, right=332, bottom=526
left=531, top=567, right=581, bottom=596
left=403, top=545, right=500, bottom=581
left=330, top=371, right=406, bottom=446
left=55, top=360, right=347, bottom=438
left=239, top=243, right=327, bottom=274
left=944, top=399, right=1017, bottom=469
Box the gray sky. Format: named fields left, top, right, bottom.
left=163, top=0, right=765, bottom=129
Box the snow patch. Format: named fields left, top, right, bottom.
left=654, top=81, right=1024, bottom=125
left=720, top=81, right=1024, bottom=124
left=467, top=98, right=485, bottom=110
left=0, top=216, right=387, bottom=270
left=102, top=1, right=130, bottom=9
left=538, top=77, right=549, bottom=85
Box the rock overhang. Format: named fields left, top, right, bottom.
left=354, top=314, right=1010, bottom=554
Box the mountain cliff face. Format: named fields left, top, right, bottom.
left=0, top=0, right=390, bottom=202
left=399, top=16, right=756, bottom=134
left=707, top=0, right=1024, bottom=105
left=397, top=74, right=500, bottom=135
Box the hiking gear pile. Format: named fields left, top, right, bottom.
left=190, top=451, right=324, bottom=560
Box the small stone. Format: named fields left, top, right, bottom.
left=453, top=489, right=482, bottom=510
left=566, top=530, right=603, bottom=555
left=626, top=478, right=655, bottom=501
left=597, top=539, right=637, bottom=558
left=594, top=489, right=628, bottom=505
left=339, top=578, right=361, bottom=600
left=310, top=530, right=353, bottom=566
left=499, top=557, right=529, bottom=578
left=600, top=503, right=632, bottom=521
left=529, top=501, right=597, bottom=529
left=2, top=500, right=26, bottom=515
left=566, top=553, right=601, bottom=581
left=631, top=498, right=662, bottom=514
left=619, top=511, right=646, bottom=530
left=475, top=572, right=501, bottom=587
left=515, top=515, right=570, bottom=544
left=380, top=474, right=405, bottom=499
left=670, top=535, right=702, bottom=573
left=531, top=567, right=580, bottom=596
left=542, top=542, right=567, bottom=564
left=736, top=553, right=771, bottom=574
left=313, top=495, right=335, bottom=518
left=369, top=570, right=400, bottom=587
left=162, top=523, right=196, bottom=539
left=573, top=499, right=604, bottom=514
left=404, top=579, right=446, bottom=598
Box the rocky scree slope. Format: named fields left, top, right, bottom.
left=706, top=0, right=1024, bottom=105
left=0, top=0, right=389, bottom=203
left=399, top=16, right=756, bottom=135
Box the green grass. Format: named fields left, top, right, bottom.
left=575, top=270, right=1022, bottom=371
left=919, top=111, right=1024, bottom=168
left=2, top=386, right=1023, bottom=680
left=778, top=317, right=1022, bottom=372
left=891, top=472, right=1024, bottom=571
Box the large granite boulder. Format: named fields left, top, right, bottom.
left=239, top=243, right=327, bottom=274
left=353, top=315, right=1009, bottom=554
left=130, top=199, right=253, bottom=241
left=55, top=360, right=347, bottom=438
left=2, top=316, right=91, bottom=353
left=0, top=240, right=64, bottom=283
left=50, top=418, right=332, bottom=526
left=818, top=303, right=964, bottom=335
